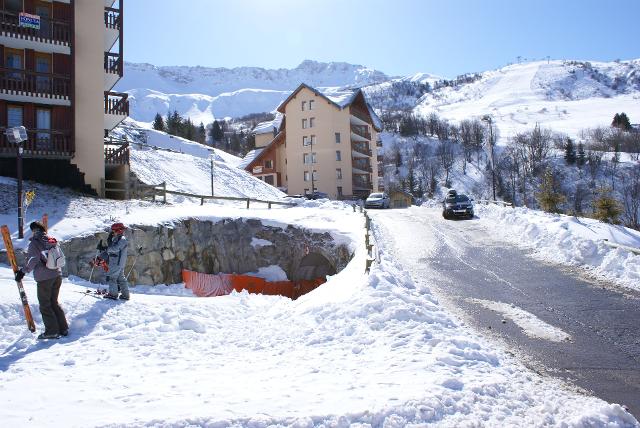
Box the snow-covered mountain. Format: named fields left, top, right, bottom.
left=116, top=60, right=390, bottom=123
left=412, top=59, right=640, bottom=143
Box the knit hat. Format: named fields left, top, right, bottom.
left=29, top=221, right=46, bottom=232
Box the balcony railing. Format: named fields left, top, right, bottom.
left=376, top=140, right=383, bottom=148
left=350, top=106, right=370, bottom=124
left=104, top=52, right=123, bottom=76
left=104, top=7, right=121, bottom=30
left=1, top=67, right=70, bottom=99
left=104, top=141, right=129, bottom=165
left=0, top=9, right=71, bottom=46
left=350, top=125, right=371, bottom=141
left=104, top=91, right=129, bottom=116
left=351, top=142, right=372, bottom=157
left=352, top=175, right=373, bottom=190
left=0, top=127, right=73, bottom=158
left=377, top=154, right=384, bottom=162
left=352, top=158, right=372, bottom=173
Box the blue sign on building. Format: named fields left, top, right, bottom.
left=19, top=12, right=41, bottom=30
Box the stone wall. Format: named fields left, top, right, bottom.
left=2, top=218, right=352, bottom=285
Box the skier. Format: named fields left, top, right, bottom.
left=98, top=223, right=130, bottom=300
left=14, top=221, right=68, bottom=339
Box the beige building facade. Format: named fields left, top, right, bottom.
left=1, top=0, right=129, bottom=195
left=245, top=84, right=383, bottom=200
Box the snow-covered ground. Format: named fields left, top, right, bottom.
left=414, top=60, right=640, bottom=144
left=473, top=204, right=640, bottom=291
left=1, top=195, right=638, bottom=426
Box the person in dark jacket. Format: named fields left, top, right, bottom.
left=15, top=221, right=68, bottom=340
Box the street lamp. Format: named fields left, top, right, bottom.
left=482, top=115, right=496, bottom=201
left=5, top=126, right=28, bottom=238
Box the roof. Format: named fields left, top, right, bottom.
left=244, top=131, right=286, bottom=171
left=238, top=148, right=264, bottom=169
left=253, top=113, right=284, bottom=136
left=276, top=83, right=382, bottom=131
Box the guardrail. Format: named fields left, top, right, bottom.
left=602, top=239, right=640, bottom=255
left=160, top=187, right=296, bottom=209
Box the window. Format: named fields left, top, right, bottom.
left=303, top=153, right=310, bottom=164
left=5, top=0, right=21, bottom=13
left=264, top=159, right=273, bottom=169
left=309, top=100, right=314, bottom=110
left=336, top=168, right=342, bottom=180
left=264, top=175, right=274, bottom=185
left=304, top=188, right=309, bottom=194
left=302, top=119, right=307, bottom=129
left=5, top=48, right=24, bottom=79
left=35, top=53, right=52, bottom=92
left=337, top=186, right=343, bottom=198
left=310, top=135, right=316, bottom=145
left=303, top=136, right=310, bottom=146
left=335, top=150, right=341, bottom=161
left=312, top=170, right=318, bottom=180
left=301, top=101, right=306, bottom=111
left=304, top=172, right=310, bottom=182
left=36, top=108, right=51, bottom=150
left=311, top=152, right=317, bottom=163
left=335, top=132, right=341, bottom=144
left=7, top=105, right=23, bottom=127
left=309, top=117, right=315, bottom=128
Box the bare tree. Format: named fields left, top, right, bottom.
left=622, top=164, right=640, bottom=230
left=437, top=139, right=455, bottom=187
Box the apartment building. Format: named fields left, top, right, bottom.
left=0, top=0, right=128, bottom=195
left=245, top=83, right=384, bottom=199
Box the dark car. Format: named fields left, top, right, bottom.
left=365, top=192, right=390, bottom=209
left=305, top=191, right=329, bottom=200
left=442, top=194, right=474, bottom=219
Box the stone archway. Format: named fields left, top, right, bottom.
left=293, top=252, right=337, bottom=281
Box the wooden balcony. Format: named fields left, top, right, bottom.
left=1, top=67, right=70, bottom=102
left=0, top=9, right=71, bottom=48
left=104, top=139, right=129, bottom=165
left=104, top=7, right=122, bottom=30
left=377, top=154, right=384, bottom=162
left=350, top=106, right=371, bottom=124
left=0, top=127, right=73, bottom=159
left=352, top=158, right=372, bottom=173
left=350, top=124, right=371, bottom=141
left=104, top=91, right=129, bottom=130
left=351, top=141, right=372, bottom=157
left=352, top=175, right=373, bottom=191
left=104, top=52, right=123, bottom=76
left=376, top=139, right=383, bottom=148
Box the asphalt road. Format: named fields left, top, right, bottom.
left=370, top=207, right=640, bottom=419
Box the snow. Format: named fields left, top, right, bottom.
left=252, top=113, right=283, bottom=135
left=473, top=204, right=640, bottom=291
left=250, top=237, right=273, bottom=248
left=118, top=60, right=389, bottom=123
left=414, top=60, right=640, bottom=144
left=1, top=198, right=637, bottom=426
left=471, top=298, right=572, bottom=342
left=245, top=265, right=288, bottom=281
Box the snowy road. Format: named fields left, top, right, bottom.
left=371, top=206, right=640, bottom=418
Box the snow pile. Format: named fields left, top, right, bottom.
left=475, top=203, right=640, bottom=290
left=1, top=203, right=637, bottom=426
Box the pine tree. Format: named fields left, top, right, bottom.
left=152, top=113, right=165, bottom=131
left=197, top=122, right=206, bottom=144
left=564, top=137, right=576, bottom=165
left=211, top=120, right=224, bottom=143
left=593, top=187, right=622, bottom=223
left=612, top=112, right=632, bottom=131
left=535, top=168, right=565, bottom=213
left=576, top=143, right=586, bottom=167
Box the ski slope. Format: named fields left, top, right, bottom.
left=1, top=198, right=637, bottom=426
left=414, top=60, right=640, bottom=143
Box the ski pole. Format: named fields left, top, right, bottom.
left=88, top=249, right=100, bottom=283
left=126, top=247, right=143, bottom=281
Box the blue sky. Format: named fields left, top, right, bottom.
left=124, top=0, right=640, bottom=78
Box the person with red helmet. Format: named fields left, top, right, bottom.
left=102, top=222, right=130, bottom=300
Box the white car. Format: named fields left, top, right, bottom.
left=365, top=192, right=390, bottom=209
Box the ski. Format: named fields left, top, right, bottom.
left=71, top=289, right=107, bottom=299
left=1, top=225, right=37, bottom=333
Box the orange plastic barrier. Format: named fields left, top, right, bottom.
left=182, top=270, right=325, bottom=300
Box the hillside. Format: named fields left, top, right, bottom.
left=116, top=60, right=390, bottom=123
left=412, top=59, right=640, bottom=143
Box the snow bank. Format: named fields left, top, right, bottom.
left=476, top=204, right=640, bottom=291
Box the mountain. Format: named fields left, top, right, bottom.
left=116, top=60, right=390, bottom=123
left=412, top=59, right=640, bottom=143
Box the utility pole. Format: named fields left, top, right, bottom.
left=482, top=116, right=496, bottom=201
left=210, top=150, right=215, bottom=196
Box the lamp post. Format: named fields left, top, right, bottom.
left=310, top=137, right=315, bottom=196
left=482, top=115, right=496, bottom=201
left=5, top=127, right=27, bottom=238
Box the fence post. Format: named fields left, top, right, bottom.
left=246, top=198, right=250, bottom=209
left=200, top=197, right=204, bottom=206
left=162, top=182, right=167, bottom=204
left=268, top=202, right=272, bottom=209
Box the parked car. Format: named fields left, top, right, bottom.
left=365, top=192, right=390, bottom=209
left=305, top=191, right=329, bottom=200
left=442, top=193, right=474, bottom=219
